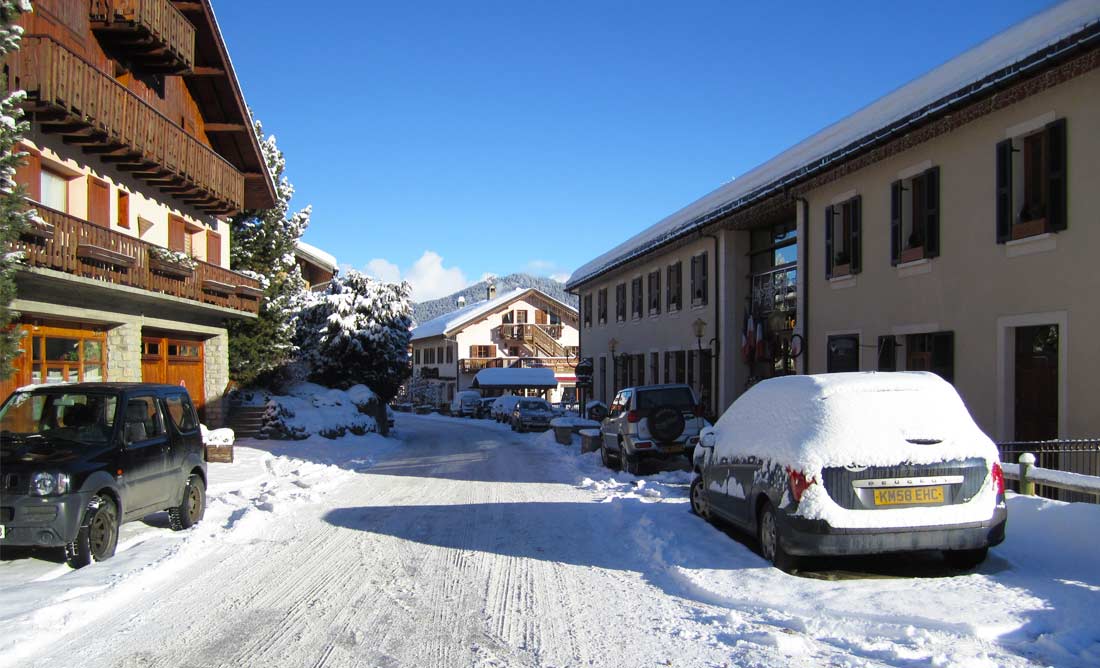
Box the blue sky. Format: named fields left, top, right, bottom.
left=214, top=0, right=1058, bottom=300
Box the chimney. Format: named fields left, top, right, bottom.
left=487, top=283, right=496, bottom=300
left=457, top=295, right=466, bottom=307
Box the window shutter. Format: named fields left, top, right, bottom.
left=824, top=205, right=834, bottom=278
left=206, top=231, right=222, bottom=266
left=850, top=196, right=862, bottom=274
left=469, top=345, right=477, bottom=358
left=877, top=335, right=897, bottom=371
left=1045, top=118, right=1067, bottom=232
left=995, top=139, right=1013, bottom=243
left=924, top=167, right=940, bottom=258
left=700, top=253, right=708, bottom=304
left=169, top=216, right=187, bottom=252
left=87, top=178, right=110, bottom=227
left=690, top=256, right=697, bottom=300
left=890, top=181, right=901, bottom=266
left=665, top=266, right=673, bottom=309
left=933, top=331, right=955, bottom=384
left=14, top=145, right=41, bottom=201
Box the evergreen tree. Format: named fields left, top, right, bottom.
left=295, top=270, right=412, bottom=401
left=0, top=1, right=33, bottom=379
left=227, top=120, right=309, bottom=386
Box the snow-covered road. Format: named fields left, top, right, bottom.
left=2, top=413, right=1097, bottom=667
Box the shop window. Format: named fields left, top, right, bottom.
left=891, top=168, right=940, bottom=264
left=647, top=271, right=661, bottom=315
left=630, top=277, right=642, bottom=319
left=615, top=283, right=626, bottom=322
left=26, top=330, right=106, bottom=386
left=997, top=118, right=1067, bottom=242
left=825, top=196, right=862, bottom=277
left=597, top=288, right=607, bottom=325
left=690, top=253, right=708, bottom=306
left=667, top=262, right=682, bottom=311
left=826, top=334, right=860, bottom=372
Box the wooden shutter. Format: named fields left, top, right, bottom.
left=117, top=191, right=130, bottom=228
left=877, top=335, right=897, bottom=371
left=535, top=309, right=547, bottom=324
left=850, top=196, right=862, bottom=274
left=890, top=181, right=901, bottom=266
left=469, top=345, right=477, bottom=358
left=824, top=205, right=834, bottom=278
left=488, top=344, right=497, bottom=357
left=924, top=167, right=940, bottom=258
left=87, top=177, right=110, bottom=227
left=689, top=256, right=697, bottom=301
left=699, top=253, right=708, bottom=304
left=1046, top=118, right=1067, bottom=232
left=14, top=145, right=41, bottom=201
left=995, top=139, right=1013, bottom=243
left=206, top=231, right=222, bottom=266
left=168, top=216, right=187, bottom=251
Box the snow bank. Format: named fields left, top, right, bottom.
left=262, top=382, right=380, bottom=439
left=549, top=417, right=601, bottom=429
left=200, top=424, right=235, bottom=446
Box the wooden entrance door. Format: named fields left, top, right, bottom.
left=1014, top=325, right=1058, bottom=441
left=142, top=336, right=205, bottom=410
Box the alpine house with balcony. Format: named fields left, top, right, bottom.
left=410, top=286, right=579, bottom=405
left=1, top=0, right=277, bottom=424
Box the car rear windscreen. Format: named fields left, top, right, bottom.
left=636, top=387, right=695, bottom=411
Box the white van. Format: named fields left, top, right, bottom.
left=450, top=390, right=482, bottom=417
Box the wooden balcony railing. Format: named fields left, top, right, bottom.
left=16, top=204, right=261, bottom=315
left=459, top=357, right=577, bottom=375
left=459, top=358, right=505, bottom=374
left=498, top=323, right=564, bottom=342
left=89, top=0, right=195, bottom=72
left=4, top=37, right=245, bottom=214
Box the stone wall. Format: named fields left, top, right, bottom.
left=106, top=319, right=143, bottom=382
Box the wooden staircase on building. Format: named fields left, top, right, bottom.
left=529, top=324, right=567, bottom=358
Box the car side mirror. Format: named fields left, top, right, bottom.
left=700, top=431, right=717, bottom=449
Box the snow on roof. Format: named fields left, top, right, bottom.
left=709, top=372, right=998, bottom=478
left=567, top=0, right=1100, bottom=288
left=472, top=367, right=559, bottom=389
left=410, top=288, right=576, bottom=341
left=294, top=239, right=338, bottom=272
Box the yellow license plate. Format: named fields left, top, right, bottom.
left=873, top=486, right=944, bottom=506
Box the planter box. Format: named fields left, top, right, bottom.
left=235, top=284, right=264, bottom=299
left=149, top=257, right=194, bottom=279
left=554, top=425, right=574, bottom=445
left=202, top=278, right=235, bottom=294
left=77, top=244, right=135, bottom=269
left=1012, top=218, right=1048, bottom=240
left=204, top=444, right=234, bottom=463
left=579, top=429, right=601, bottom=453
left=898, top=246, right=925, bottom=264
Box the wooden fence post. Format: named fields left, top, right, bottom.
left=1019, top=452, right=1036, bottom=496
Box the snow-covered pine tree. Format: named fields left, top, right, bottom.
left=227, top=120, right=309, bottom=387
left=295, top=270, right=412, bottom=401
left=0, top=1, right=33, bottom=379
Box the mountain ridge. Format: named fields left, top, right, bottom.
left=412, top=273, right=577, bottom=325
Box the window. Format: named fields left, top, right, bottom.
left=27, top=330, right=106, bottom=385
left=414, top=349, right=421, bottom=365
left=825, top=196, right=862, bottom=277
left=996, top=118, right=1067, bottom=242
left=826, top=334, right=860, bottom=372
left=436, top=346, right=444, bottom=364
left=206, top=230, right=222, bottom=266
left=165, top=394, right=198, bottom=432
left=124, top=396, right=165, bottom=443
left=583, top=294, right=592, bottom=327
left=630, top=277, right=642, bottom=319
left=663, top=350, right=686, bottom=383
left=877, top=335, right=898, bottom=371
left=647, top=271, right=661, bottom=315
left=470, top=345, right=496, bottom=358
left=445, top=345, right=453, bottom=364
left=891, top=168, right=940, bottom=264
left=597, top=288, right=607, bottom=325
left=667, top=262, right=682, bottom=311
left=649, top=352, right=659, bottom=384
left=615, top=283, right=626, bottom=322
left=690, top=254, right=708, bottom=306
left=117, top=191, right=130, bottom=229
left=41, top=168, right=69, bottom=212
left=906, top=332, right=954, bottom=383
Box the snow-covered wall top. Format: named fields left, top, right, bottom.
left=567, top=0, right=1100, bottom=289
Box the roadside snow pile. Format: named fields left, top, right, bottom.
left=260, top=382, right=380, bottom=439
left=200, top=424, right=234, bottom=446
left=549, top=417, right=601, bottom=429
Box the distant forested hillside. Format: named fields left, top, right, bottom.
left=412, top=273, right=577, bottom=325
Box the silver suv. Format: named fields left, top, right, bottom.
left=600, top=384, right=704, bottom=474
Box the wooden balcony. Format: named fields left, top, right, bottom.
left=89, top=0, right=195, bottom=73
left=459, top=357, right=576, bottom=375
left=459, top=358, right=505, bottom=374
left=16, top=204, right=261, bottom=315
left=498, top=323, right=564, bottom=342
left=4, top=37, right=245, bottom=214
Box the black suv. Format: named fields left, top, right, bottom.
left=0, top=383, right=207, bottom=568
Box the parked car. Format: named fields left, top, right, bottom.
left=690, top=372, right=1007, bottom=572
left=450, top=390, right=482, bottom=418
left=475, top=398, right=495, bottom=419
left=491, top=395, right=522, bottom=422
left=600, top=384, right=704, bottom=474
left=0, top=383, right=208, bottom=569
left=510, top=398, right=554, bottom=432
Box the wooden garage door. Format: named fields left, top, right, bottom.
left=142, top=336, right=205, bottom=410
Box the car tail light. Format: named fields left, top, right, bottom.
left=626, top=410, right=640, bottom=423
left=634, top=441, right=652, bottom=449
left=991, top=462, right=1005, bottom=495
left=787, top=467, right=814, bottom=502
left=693, top=404, right=704, bottom=417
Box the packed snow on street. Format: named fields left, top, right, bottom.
left=1, top=412, right=1097, bottom=668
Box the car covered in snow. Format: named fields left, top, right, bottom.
left=600, top=384, right=705, bottom=474
left=450, top=390, right=482, bottom=417
left=475, top=398, right=496, bottom=419
left=491, top=395, right=522, bottom=422
left=690, top=372, right=1007, bottom=571
left=0, top=383, right=207, bottom=568
left=510, top=398, right=554, bottom=432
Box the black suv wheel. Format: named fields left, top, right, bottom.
left=169, top=474, right=206, bottom=530
left=66, top=495, right=119, bottom=569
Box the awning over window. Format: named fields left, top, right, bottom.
left=471, top=367, right=558, bottom=390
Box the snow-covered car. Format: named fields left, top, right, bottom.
left=600, top=384, right=704, bottom=474
left=491, top=395, right=522, bottom=422
left=450, top=390, right=482, bottom=418
left=510, top=398, right=554, bottom=432
left=475, top=398, right=495, bottom=419
left=691, top=372, right=1007, bottom=572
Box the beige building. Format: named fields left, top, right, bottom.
left=568, top=2, right=1099, bottom=439
left=410, top=287, right=580, bottom=404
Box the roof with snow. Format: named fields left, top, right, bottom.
left=471, top=367, right=559, bottom=389
left=294, top=239, right=338, bottom=272
left=410, top=288, right=577, bottom=341
left=567, top=0, right=1100, bottom=289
